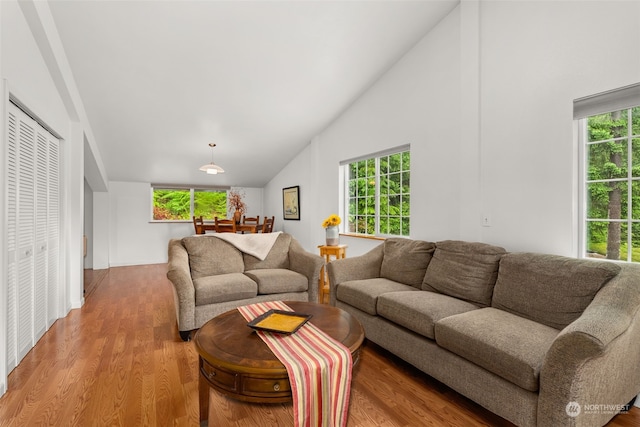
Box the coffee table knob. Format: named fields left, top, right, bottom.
left=273, top=383, right=280, bottom=391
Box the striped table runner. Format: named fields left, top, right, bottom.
left=237, top=301, right=352, bottom=427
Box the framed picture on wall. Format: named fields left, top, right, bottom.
left=283, top=186, right=300, bottom=220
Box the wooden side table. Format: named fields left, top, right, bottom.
left=318, top=244, right=347, bottom=304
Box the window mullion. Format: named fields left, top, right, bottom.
left=578, top=119, right=587, bottom=258
left=190, top=188, right=195, bottom=217
left=375, top=157, right=380, bottom=235
left=628, top=108, right=634, bottom=262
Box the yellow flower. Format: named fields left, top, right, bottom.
left=322, top=214, right=341, bottom=228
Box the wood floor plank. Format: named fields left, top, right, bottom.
left=0, top=263, right=638, bottom=426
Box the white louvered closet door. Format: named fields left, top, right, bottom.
left=16, top=110, right=35, bottom=362
left=34, top=127, right=49, bottom=341
left=47, top=135, right=60, bottom=329
left=6, top=106, right=18, bottom=371
left=6, top=103, right=61, bottom=371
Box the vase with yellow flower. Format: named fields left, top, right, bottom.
left=322, top=214, right=341, bottom=246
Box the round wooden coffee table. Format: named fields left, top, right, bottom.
left=194, top=301, right=365, bottom=422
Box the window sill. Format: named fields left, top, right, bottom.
left=339, top=233, right=386, bottom=241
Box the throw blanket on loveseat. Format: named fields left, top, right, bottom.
left=238, top=301, right=352, bottom=427
left=209, top=231, right=282, bottom=260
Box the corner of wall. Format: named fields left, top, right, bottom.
left=0, top=78, right=8, bottom=399
left=459, top=0, right=482, bottom=242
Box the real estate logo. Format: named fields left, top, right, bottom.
left=566, top=400, right=631, bottom=417
left=566, top=401, right=581, bottom=417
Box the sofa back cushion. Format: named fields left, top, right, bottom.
left=243, top=233, right=292, bottom=270
left=491, top=253, right=621, bottom=330
left=182, top=236, right=244, bottom=279
left=380, top=238, right=436, bottom=288
left=422, top=240, right=506, bottom=307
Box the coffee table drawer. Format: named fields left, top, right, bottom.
left=201, top=360, right=237, bottom=392
left=242, top=375, right=291, bottom=397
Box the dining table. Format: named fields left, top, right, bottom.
left=196, top=222, right=263, bottom=234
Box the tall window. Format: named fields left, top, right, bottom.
left=151, top=186, right=228, bottom=221
left=343, top=146, right=410, bottom=237
left=577, top=83, right=640, bottom=262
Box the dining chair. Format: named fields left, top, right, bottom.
left=214, top=216, right=237, bottom=233
left=241, top=215, right=260, bottom=233
left=193, top=216, right=205, bottom=234
left=262, top=216, right=275, bottom=233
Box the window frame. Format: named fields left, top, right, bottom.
left=150, top=184, right=230, bottom=222
left=341, top=145, right=410, bottom=238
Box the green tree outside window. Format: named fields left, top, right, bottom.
left=152, top=188, right=227, bottom=221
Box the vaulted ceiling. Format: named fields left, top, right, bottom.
left=49, top=0, right=458, bottom=188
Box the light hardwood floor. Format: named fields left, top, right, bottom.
left=83, top=268, right=108, bottom=300
left=0, top=264, right=638, bottom=426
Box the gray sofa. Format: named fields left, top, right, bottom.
left=327, top=238, right=640, bottom=427
left=167, top=232, right=324, bottom=340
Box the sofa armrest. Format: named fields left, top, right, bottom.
left=166, top=239, right=196, bottom=332
left=327, top=243, right=384, bottom=306
left=288, top=239, right=324, bottom=303
left=538, top=264, right=640, bottom=426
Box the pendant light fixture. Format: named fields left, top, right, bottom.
left=199, top=143, right=225, bottom=175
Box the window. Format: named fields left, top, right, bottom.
left=342, top=146, right=410, bottom=237
left=576, top=83, right=640, bottom=262
left=151, top=185, right=228, bottom=221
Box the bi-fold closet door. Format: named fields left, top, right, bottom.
left=6, top=102, right=61, bottom=372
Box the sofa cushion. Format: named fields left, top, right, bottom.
left=380, top=238, right=436, bottom=288
left=244, top=268, right=308, bottom=294
left=435, top=308, right=559, bottom=392
left=336, top=278, right=418, bottom=315
left=243, top=233, right=292, bottom=270
left=492, top=253, right=621, bottom=330
left=422, top=240, right=506, bottom=307
left=182, top=236, right=244, bottom=279
left=377, top=291, right=480, bottom=339
left=193, top=273, right=258, bottom=306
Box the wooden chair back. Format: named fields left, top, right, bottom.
left=214, top=217, right=237, bottom=233
left=242, top=215, right=260, bottom=225
left=262, top=216, right=275, bottom=233
left=193, top=216, right=205, bottom=234
left=241, top=215, right=261, bottom=234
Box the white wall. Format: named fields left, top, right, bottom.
left=232, top=186, right=264, bottom=219
left=0, top=0, right=96, bottom=395
left=93, top=191, right=110, bottom=270
left=107, top=181, right=265, bottom=266
left=265, top=4, right=463, bottom=257
left=1, top=1, right=69, bottom=138
left=0, top=4, right=6, bottom=397
left=264, top=0, right=640, bottom=258
left=83, top=179, right=93, bottom=269
left=263, top=138, right=319, bottom=252
left=477, top=0, right=640, bottom=255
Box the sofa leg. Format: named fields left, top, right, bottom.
left=179, top=330, right=192, bottom=342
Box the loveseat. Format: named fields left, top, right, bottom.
left=327, top=238, right=640, bottom=427
left=167, top=232, right=324, bottom=341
